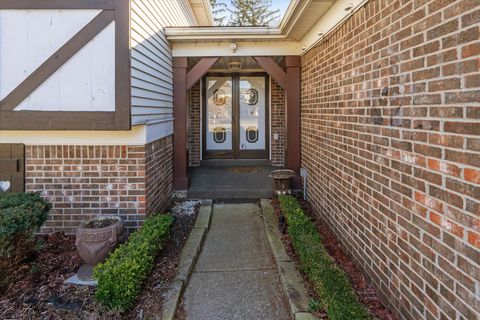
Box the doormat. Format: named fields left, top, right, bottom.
left=227, top=167, right=262, bottom=174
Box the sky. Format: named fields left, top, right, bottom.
left=213, top=0, right=293, bottom=26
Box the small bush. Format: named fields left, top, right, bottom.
left=278, top=195, right=371, bottom=320
left=94, top=214, right=174, bottom=311
left=0, top=192, right=51, bottom=291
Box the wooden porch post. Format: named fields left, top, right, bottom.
left=285, top=56, right=301, bottom=173
left=173, top=57, right=189, bottom=190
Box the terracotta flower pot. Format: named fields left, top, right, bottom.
left=75, top=216, right=123, bottom=266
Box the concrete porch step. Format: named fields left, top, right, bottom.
left=200, top=159, right=272, bottom=167
left=188, top=164, right=276, bottom=200
left=188, top=189, right=274, bottom=200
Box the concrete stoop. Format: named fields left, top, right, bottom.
left=260, top=199, right=320, bottom=320
left=161, top=200, right=213, bottom=320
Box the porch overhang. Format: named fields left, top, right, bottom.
left=166, top=0, right=368, bottom=56
left=172, top=55, right=301, bottom=191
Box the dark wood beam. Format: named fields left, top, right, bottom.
left=186, top=57, right=219, bottom=90
left=285, top=56, right=301, bottom=174
left=173, top=57, right=189, bottom=190
left=0, top=0, right=116, bottom=10
left=253, top=57, right=287, bottom=90
left=0, top=10, right=115, bottom=111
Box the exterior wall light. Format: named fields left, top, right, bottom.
left=345, top=2, right=353, bottom=11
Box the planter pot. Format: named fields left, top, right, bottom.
left=75, top=216, right=124, bottom=266
left=269, top=169, right=296, bottom=195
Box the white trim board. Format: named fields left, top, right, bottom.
left=0, top=123, right=172, bottom=145
left=172, top=41, right=302, bottom=57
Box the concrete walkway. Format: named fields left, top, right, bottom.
left=182, top=203, right=290, bottom=320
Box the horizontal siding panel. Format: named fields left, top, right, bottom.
left=131, top=49, right=172, bottom=79
left=131, top=78, right=172, bottom=95
left=131, top=105, right=173, bottom=113
left=130, top=11, right=171, bottom=53
left=131, top=69, right=172, bottom=91
left=131, top=114, right=173, bottom=125
left=130, top=28, right=170, bottom=58
left=131, top=97, right=173, bottom=108
left=132, top=87, right=173, bottom=102
left=130, top=0, right=195, bottom=127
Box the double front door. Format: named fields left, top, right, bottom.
left=203, top=73, right=269, bottom=159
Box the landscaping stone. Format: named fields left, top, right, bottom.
left=277, top=261, right=311, bottom=314
left=295, top=312, right=321, bottom=320
left=261, top=199, right=291, bottom=262
left=194, top=204, right=213, bottom=229
left=175, top=226, right=207, bottom=283
left=260, top=199, right=320, bottom=320
left=161, top=280, right=184, bottom=320
left=64, top=273, right=97, bottom=287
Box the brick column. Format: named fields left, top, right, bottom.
left=173, top=57, right=189, bottom=190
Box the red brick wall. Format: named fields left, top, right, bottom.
left=145, top=135, right=173, bottom=214
left=189, top=82, right=201, bottom=167
left=271, top=79, right=286, bottom=167
left=187, top=78, right=286, bottom=166
left=301, top=1, right=480, bottom=319
left=26, top=135, right=173, bottom=234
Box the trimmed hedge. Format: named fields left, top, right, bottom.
left=278, top=195, right=371, bottom=320
left=94, top=214, right=173, bottom=311
left=0, top=192, right=51, bottom=291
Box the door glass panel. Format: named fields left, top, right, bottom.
left=239, top=76, right=266, bottom=150
left=206, top=77, right=233, bottom=151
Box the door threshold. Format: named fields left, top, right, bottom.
left=200, top=159, right=272, bottom=167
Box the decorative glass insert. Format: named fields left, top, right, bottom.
left=239, top=76, right=265, bottom=150
left=244, top=88, right=258, bottom=105
left=213, top=127, right=227, bottom=143
left=213, top=89, right=226, bottom=106
left=246, top=126, right=259, bottom=143
left=206, top=77, right=233, bottom=151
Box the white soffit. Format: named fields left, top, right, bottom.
left=172, top=41, right=302, bottom=57
left=188, top=0, right=214, bottom=26
left=280, top=0, right=335, bottom=41
left=167, top=0, right=369, bottom=56
left=300, top=0, right=368, bottom=52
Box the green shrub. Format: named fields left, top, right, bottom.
left=0, top=192, right=51, bottom=291
left=278, top=195, right=371, bottom=320
left=94, top=214, right=174, bottom=311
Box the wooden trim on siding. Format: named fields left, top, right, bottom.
left=114, top=0, right=131, bottom=130
left=0, top=0, right=131, bottom=130
left=0, top=0, right=116, bottom=9
left=252, top=57, right=287, bottom=90
left=186, top=57, right=219, bottom=90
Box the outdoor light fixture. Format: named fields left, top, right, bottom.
left=345, top=2, right=354, bottom=11
left=228, top=61, right=242, bottom=71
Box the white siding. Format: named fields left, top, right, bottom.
left=130, top=0, right=197, bottom=136
left=0, top=10, right=115, bottom=112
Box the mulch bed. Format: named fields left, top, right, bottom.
left=271, top=196, right=397, bottom=320
left=0, top=201, right=200, bottom=320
